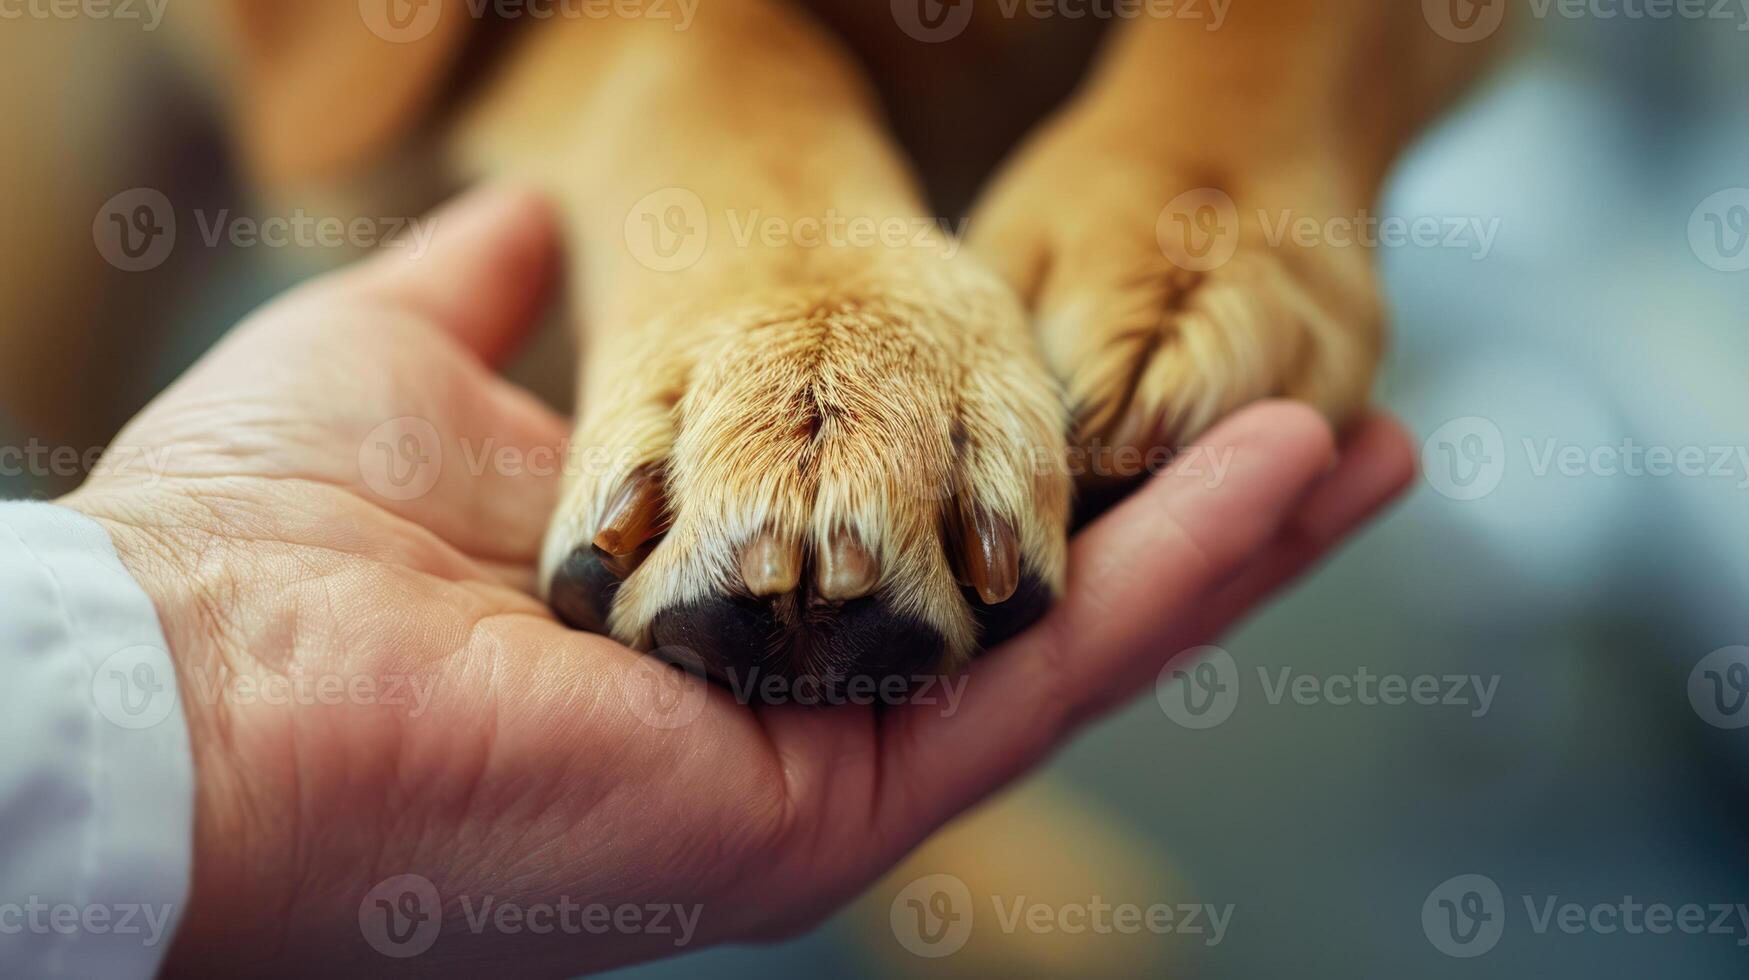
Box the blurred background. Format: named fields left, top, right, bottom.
left=3, top=5, right=1747, bottom=978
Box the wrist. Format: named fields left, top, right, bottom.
left=59, top=486, right=289, bottom=970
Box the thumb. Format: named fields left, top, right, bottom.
left=334, top=183, right=561, bottom=365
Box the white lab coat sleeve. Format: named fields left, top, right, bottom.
left=0, top=501, right=194, bottom=978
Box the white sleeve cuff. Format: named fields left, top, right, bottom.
left=0, top=501, right=194, bottom=979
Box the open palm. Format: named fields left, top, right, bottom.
left=65, top=187, right=1413, bottom=977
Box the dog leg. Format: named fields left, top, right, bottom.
left=454, top=5, right=1069, bottom=690
left=969, top=1, right=1498, bottom=500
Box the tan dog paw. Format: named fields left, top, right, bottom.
left=971, top=125, right=1383, bottom=497
left=541, top=253, right=1070, bottom=695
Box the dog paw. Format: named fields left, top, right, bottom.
left=541, top=255, right=1069, bottom=694
left=972, top=137, right=1383, bottom=498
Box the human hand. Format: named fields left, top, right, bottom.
left=64, top=186, right=1412, bottom=976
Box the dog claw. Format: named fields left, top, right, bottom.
left=739, top=532, right=801, bottom=596
left=592, top=467, right=669, bottom=557
left=958, top=508, right=1019, bottom=605
left=597, top=541, right=654, bottom=579
left=817, top=531, right=879, bottom=601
